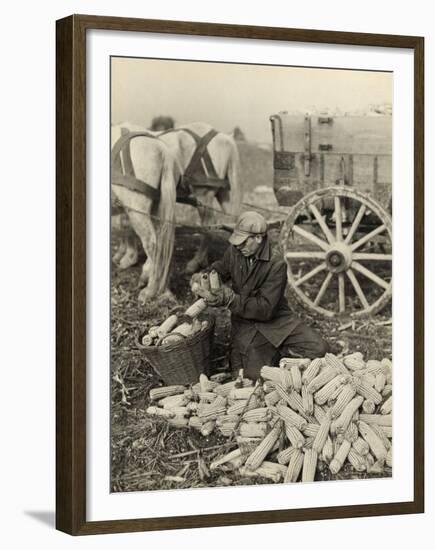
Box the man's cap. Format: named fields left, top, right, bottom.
left=229, top=211, right=268, bottom=246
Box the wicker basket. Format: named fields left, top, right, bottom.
left=137, top=315, right=215, bottom=385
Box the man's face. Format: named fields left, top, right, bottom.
left=236, top=234, right=263, bottom=257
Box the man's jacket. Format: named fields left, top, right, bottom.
left=211, top=236, right=301, bottom=355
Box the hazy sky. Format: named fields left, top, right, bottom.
left=112, top=57, right=392, bottom=143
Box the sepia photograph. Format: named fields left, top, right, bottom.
left=110, top=56, right=393, bottom=493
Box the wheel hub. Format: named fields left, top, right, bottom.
left=325, top=242, right=352, bottom=273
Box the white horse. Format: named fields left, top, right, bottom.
left=112, top=121, right=242, bottom=301
left=111, top=123, right=179, bottom=303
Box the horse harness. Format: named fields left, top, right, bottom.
left=111, top=127, right=231, bottom=206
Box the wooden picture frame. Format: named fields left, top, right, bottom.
left=56, top=14, right=424, bottom=535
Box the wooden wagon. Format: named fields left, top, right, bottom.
left=270, top=112, right=392, bottom=318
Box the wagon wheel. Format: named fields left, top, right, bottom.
left=280, top=187, right=392, bottom=319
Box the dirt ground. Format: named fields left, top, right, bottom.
left=110, top=208, right=392, bottom=492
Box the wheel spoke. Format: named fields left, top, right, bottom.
left=295, top=262, right=327, bottom=287
left=352, top=260, right=390, bottom=290
left=350, top=224, right=387, bottom=251
left=309, top=204, right=335, bottom=244
left=353, top=253, right=392, bottom=261
left=314, top=272, right=333, bottom=306
left=334, top=197, right=343, bottom=241
left=292, top=225, right=330, bottom=251
left=344, top=204, right=366, bottom=244
left=346, top=268, right=370, bottom=309
left=338, top=273, right=345, bottom=313
left=286, top=251, right=326, bottom=260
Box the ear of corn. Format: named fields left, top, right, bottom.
left=335, top=396, right=364, bottom=434
left=314, top=375, right=348, bottom=405
left=149, top=385, right=186, bottom=401
left=359, top=414, right=392, bottom=427
left=242, top=408, right=272, bottom=422
left=366, top=359, right=383, bottom=374
left=160, top=394, right=189, bottom=409
left=302, top=385, right=314, bottom=415
left=291, top=365, right=302, bottom=391
left=302, top=449, right=318, bottom=482
left=343, top=352, right=365, bottom=371
left=303, top=423, right=320, bottom=438
left=352, top=437, right=370, bottom=456
left=312, top=411, right=332, bottom=453
left=307, top=367, right=338, bottom=394
left=279, top=358, right=310, bottom=369
left=330, top=384, right=357, bottom=418
left=329, top=440, right=352, bottom=474
left=370, top=424, right=391, bottom=450
left=381, top=396, right=392, bottom=415
left=321, top=436, right=334, bottom=464
left=277, top=404, right=308, bottom=431
left=264, top=390, right=281, bottom=407
left=146, top=406, right=175, bottom=419
left=263, top=380, right=276, bottom=393
left=386, top=447, right=392, bottom=468
left=302, top=358, right=323, bottom=385
left=210, top=449, right=242, bottom=471
left=347, top=448, right=366, bottom=471
left=277, top=446, right=298, bottom=465
left=280, top=369, right=294, bottom=390
left=240, top=461, right=287, bottom=482
left=362, top=399, right=376, bottom=414
left=375, top=372, right=387, bottom=393
left=380, top=426, right=393, bottom=439
left=353, top=378, right=383, bottom=405
left=218, top=423, right=238, bottom=437
left=188, top=416, right=203, bottom=430
left=260, top=366, right=283, bottom=383
left=325, top=353, right=351, bottom=376
left=239, top=422, right=269, bottom=438
left=168, top=415, right=189, bottom=428
left=200, top=420, right=216, bottom=436
left=344, top=421, right=359, bottom=443
left=382, top=384, right=392, bottom=398
left=284, top=423, right=305, bottom=449
left=313, top=403, right=326, bottom=424
left=216, top=414, right=240, bottom=426
left=358, top=420, right=388, bottom=462
left=284, top=449, right=304, bottom=482
left=214, top=378, right=253, bottom=397
left=245, top=424, right=282, bottom=470
left=229, top=386, right=256, bottom=400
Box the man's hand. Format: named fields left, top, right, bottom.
left=195, top=285, right=235, bottom=308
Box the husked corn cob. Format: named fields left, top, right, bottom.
left=239, top=461, right=287, bottom=482
left=210, top=372, right=230, bottom=383
left=264, top=390, right=281, bottom=407
left=288, top=390, right=310, bottom=418
left=263, top=380, right=275, bottom=393
left=386, top=447, right=392, bottom=468
left=229, top=387, right=256, bottom=400
left=382, top=384, right=392, bottom=398
left=280, top=369, right=293, bottom=390
left=198, top=396, right=227, bottom=420
left=327, top=383, right=346, bottom=406
left=186, top=401, right=199, bottom=413
left=218, top=423, right=238, bottom=437
left=307, top=367, right=338, bottom=394
left=348, top=448, right=366, bottom=471
left=380, top=425, right=393, bottom=439
left=200, top=420, right=216, bottom=436
left=236, top=436, right=263, bottom=456
left=352, top=437, right=370, bottom=456
left=284, top=449, right=304, bottom=482
left=370, top=423, right=391, bottom=450
left=149, top=385, right=186, bottom=401
left=358, top=421, right=388, bottom=462
left=359, top=414, right=392, bottom=427
left=216, top=414, right=240, bottom=426
left=302, top=358, right=323, bottom=385
left=146, top=406, right=175, bottom=419
left=312, top=411, right=332, bottom=453
left=303, top=423, right=320, bottom=438
left=344, top=421, right=359, bottom=443
left=168, top=415, right=189, bottom=428
left=199, top=373, right=211, bottom=392
left=362, top=399, right=376, bottom=414
left=210, top=449, right=244, bottom=471
left=381, top=396, right=392, bottom=415
left=168, top=406, right=189, bottom=417
left=214, top=378, right=253, bottom=397
left=243, top=407, right=272, bottom=422
left=365, top=452, right=375, bottom=471
left=290, top=365, right=302, bottom=391
left=160, top=394, right=189, bottom=409
left=279, top=357, right=310, bottom=369
left=314, top=375, right=348, bottom=405
left=313, top=403, right=326, bottom=423
left=329, top=440, right=352, bottom=474
left=239, top=422, right=269, bottom=438
left=198, top=391, right=218, bottom=403
left=366, top=359, right=383, bottom=374
left=353, top=378, right=383, bottom=405
left=301, top=385, right=314, bottom=415
left=325, top=353, right=351, bottom=376
left=335, top=396, right=364, bottom=434
left=188, top=416, right=203, bottom=430
left=322, top=436, right=334, bottom=464
left=260, top=366, right=283, bottom=383
left=343, top=352, right=365, bottom=371
left=330, top=384, right=356, bottom=418
left=227, top=397, right=259, bottom=415
left=277, top=446, right=298, bottom=465
left=302, top=449, right=318, bottom=482
left=277, top=404, right=308, bottom=431
left=273, top=383, right=294, bottom=409
left=375, top=372, right=387, bottom=393
left=284, top=423, right=305, bottom=449
left=361, top=373, right=376, bottom=387
left=245, top=424, right=282, bottom=470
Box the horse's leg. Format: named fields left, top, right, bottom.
left=138, top=256, right=152, bottom=287
left=186, top=190, right=216, bottom=275
left=112, top=235, right=127, bottom=264
left=118, top=230, right=139, bottom=270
